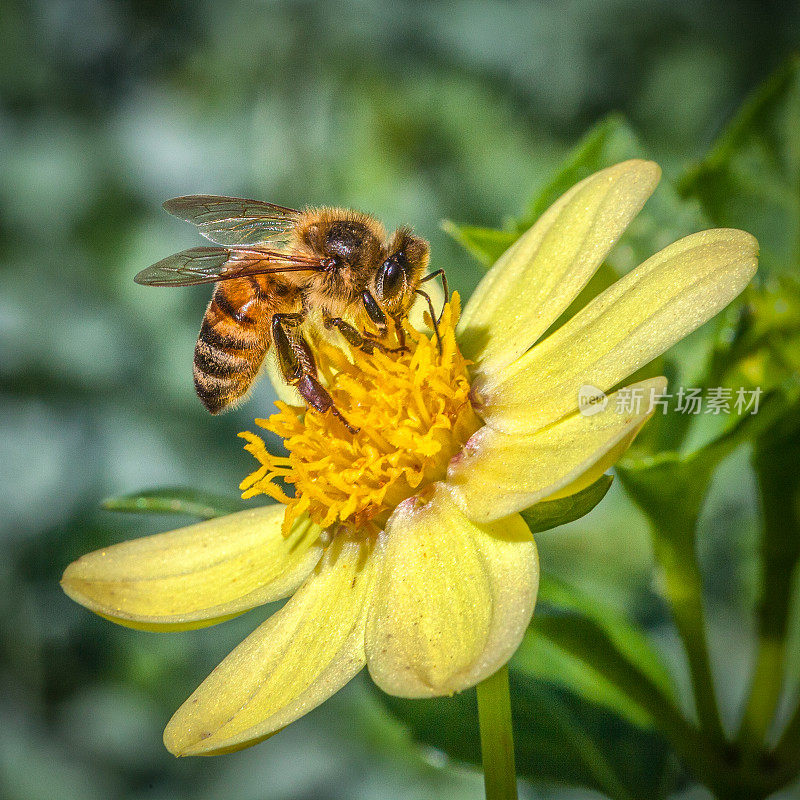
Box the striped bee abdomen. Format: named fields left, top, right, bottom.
left=193, top=278, right=273, bottom=413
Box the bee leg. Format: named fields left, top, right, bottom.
left=361, top=289, right=408, bottom=351
left=272, top=313, right=358, bottom=434
left=271, top=312, right=306, bottom=382
left=418, top=268, right=449, bottom=322
left=323, top=315, right=406, bottom=355
left=361, top=290, right=388, bottom=333
left=296, top=374, right=358, bottom=435
left=413, top=289, right=443, bottom=353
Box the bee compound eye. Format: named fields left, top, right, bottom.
left=379, top=257, right=405, bottom=299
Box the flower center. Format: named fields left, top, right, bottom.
left=239, top=294, right=480, bottom=536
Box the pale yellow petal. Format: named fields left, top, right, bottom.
left=447, top=378, right=665, bottom=523
left=61, top=506, right=322, bottom=631
left=478, top=229, right=757, bottom=434
left=164, top=535, right=374, bottom=756
left=365, top=485, right=538, bottom=698
left=458, top=160, right=661, bottom=380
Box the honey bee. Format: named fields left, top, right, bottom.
left=135, top=196, right=447, bottom=432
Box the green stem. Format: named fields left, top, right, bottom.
left=617, top=460, right=728, bottom=746
left=652, top=527, right=727, bottom=745
left=738, top=636, right=786, bottom=748
left=774, top=702, right=800, bottom=766
left=476, top=665, right=518, bottom=800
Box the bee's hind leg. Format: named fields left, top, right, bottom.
left=323, top=314, right=407, bottom=354
left=272, top=313, right=358, bottom=434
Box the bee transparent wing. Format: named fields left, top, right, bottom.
left=163, top=195, right=301, bottom=246
left=134, top=247, right=324, bottom=286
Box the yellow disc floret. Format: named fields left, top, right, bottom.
left=240, top=294, right=480, bottom=536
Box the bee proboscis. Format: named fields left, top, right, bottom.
left=135, top=196, right=447, bottom=432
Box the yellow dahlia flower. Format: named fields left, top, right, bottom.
left=61, top=160, right=757, bottom=756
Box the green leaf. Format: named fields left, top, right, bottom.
left=512, top=574, right=682, bottom=741
left=520, top=115, right=708, bottom=275
left=447, top=116, right=708, bottom=277
left=101, top=487, right=243, bottom=519
left=707, top=275, right=800, bottom=394
left=516, top=624, right=655, bottom=732
left=519, top=575, right=678, bottom=726
left=440, top=220, right=517, bottom=267
left=618, top=390, right=788, bottom=530
left=522, top=115, right=647, bottom=224
left=374, top=677, right=673, bottom=800
left=679, top=56, right=800, bottom=275
left=521, top=474, right=613, bottom=533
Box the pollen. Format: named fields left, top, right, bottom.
left=239, top=294, right=481, bottom=537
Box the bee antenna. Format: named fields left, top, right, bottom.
left=415, top=289, right=442, bottom=353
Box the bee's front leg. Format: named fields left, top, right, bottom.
left=272, top=313, right=358, bottom=434
left=323, top=314, right=407, bottom=355
left=418, top=269, right=449, bottom=316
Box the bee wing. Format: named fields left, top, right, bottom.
left=163, top=195, right=301, bottom=246
left=134, top=247, right=324, bottom=286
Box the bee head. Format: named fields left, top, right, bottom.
left=317, top=220, right=380, bottom=269
left=372, top=227, right=430, bottom=316
left=301, top=214, right=386, bottom=303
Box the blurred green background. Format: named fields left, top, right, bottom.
left=2, top=1, right=800, bottom=799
